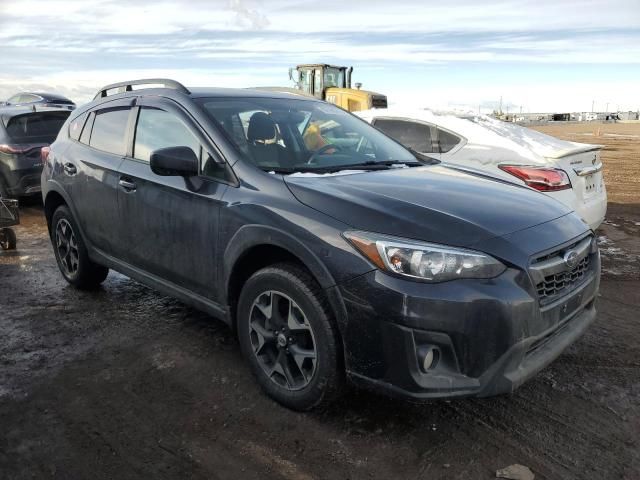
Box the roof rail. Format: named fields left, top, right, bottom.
left=93, top=78, right=190, bottom=100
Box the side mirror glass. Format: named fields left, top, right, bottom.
left=150, top=146, right=198, bottom=177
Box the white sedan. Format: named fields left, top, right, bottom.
left=356, top=108, right=607, bottom=230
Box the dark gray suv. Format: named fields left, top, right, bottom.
left=1, top=106, right=70, bottom=197
left=42, top=79, right=600, bottom=410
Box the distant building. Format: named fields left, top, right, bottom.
left=578, top=112, right=605, bottom=122
left=617, top=111, right=639, bottom=121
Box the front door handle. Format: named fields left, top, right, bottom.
left=63, top=163, right=77, bottom=176
left=119, top=178, right=137, bottom=192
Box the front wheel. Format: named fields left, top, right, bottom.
left=237, top=263, right=343, bottom=410
left=51, top=205, right=109, bottom=289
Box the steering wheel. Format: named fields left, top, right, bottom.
left=307, top=143, right=345, bottom=165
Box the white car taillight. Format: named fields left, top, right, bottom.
left=499, top=165, right=572, bottom=192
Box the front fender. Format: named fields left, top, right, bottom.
left=222, top=224, right=337, bottom=292
left=221, top=224, right=356, bottom=335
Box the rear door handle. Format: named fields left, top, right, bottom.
left=118, top=178, right=137, bottom=192
left=63, top=163, right=77, bottom=176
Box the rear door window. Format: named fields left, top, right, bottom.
left=5, top=111, right=70, bottom=143
left=437, top=127, right=462, bottom=153
left=373, top=119, right=434, bottom=153
left=89, top=108, right=131, bottom=156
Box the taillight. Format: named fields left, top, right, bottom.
left=0, top=144, right=42, bottom=154
left=499, top=165, right=572, bottom=192
left=41, top=146, right=51, bottom=164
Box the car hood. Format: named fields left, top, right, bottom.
left=284, top=165, right=574, bottom=248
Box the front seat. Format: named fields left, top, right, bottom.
left=247, top=112, right=294, bottom=168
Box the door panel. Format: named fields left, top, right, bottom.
left=117, top=99, right=229, bottom=299
left=71, top=101, right=132, bottom=256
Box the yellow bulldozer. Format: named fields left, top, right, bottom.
left=288, top=64, right=387, bottom=112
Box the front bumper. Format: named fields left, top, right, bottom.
left=339, top=253, right=599, bottom=399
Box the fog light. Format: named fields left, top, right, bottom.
left=417, top=346, right=439, bottom=372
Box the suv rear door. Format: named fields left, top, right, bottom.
left=117, top=96, right=230, bottom=299
left=67, top=99, right=132, bottom=256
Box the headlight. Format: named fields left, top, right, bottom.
left=343, top=231, right=506, bottom=282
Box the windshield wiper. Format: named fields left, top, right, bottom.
left=261, top=160, right=422, bottom=175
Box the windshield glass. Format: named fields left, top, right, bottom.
left=196, top=97, right=417, bottom=173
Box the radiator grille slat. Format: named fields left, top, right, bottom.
left=536, top=256, right=590, bottom=299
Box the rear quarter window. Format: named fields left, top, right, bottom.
left=5, top=111, right=70, bottom=143
left=438, top=127, right=462, bottom=153
left=69, top=112, right=89, bottom=141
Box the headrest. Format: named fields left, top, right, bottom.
left=247, top=112, right=276, bottom=143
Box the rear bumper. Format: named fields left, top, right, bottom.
left=548, top=187, right=607, bottom=231
left=0, top=163, right=43, bottom=196
left=339, top=252, right=600, bottom=400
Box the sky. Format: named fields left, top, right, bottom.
left=1, top=0, right=639, bottom=113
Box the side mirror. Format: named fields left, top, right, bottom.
left=150, top=146, right=199, bottom=177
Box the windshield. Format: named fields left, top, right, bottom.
left=196, top=97, right=418, bottom=173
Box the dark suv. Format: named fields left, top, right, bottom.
left=42, top=79, right=600, bottom=410
left=1, top=106, right=71, bottom=197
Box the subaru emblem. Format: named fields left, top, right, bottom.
left=564, top=250, right=579, bottom=269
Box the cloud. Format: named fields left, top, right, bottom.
left=229, top=0, right=269, bottom=29
left=1, top=0, right=639, bottom=111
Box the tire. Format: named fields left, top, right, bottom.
left=237, top=263, right=344, bottom=411
left=0, top=228, right=16, bottom=250
left=51, top=205, right=109, bottom=289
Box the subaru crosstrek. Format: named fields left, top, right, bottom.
left=42, top=79, right=600, bottom=410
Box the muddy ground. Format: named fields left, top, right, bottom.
left=1, top=123, right=639, bottom=479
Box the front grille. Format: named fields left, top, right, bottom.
left=530, top=235, right=594, bottom=303
left=536, top=256, right=590, bottom=299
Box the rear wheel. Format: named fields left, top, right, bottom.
left=51, top=205, right=108, bottom=289
left=237, top=263, right=343, bottom=411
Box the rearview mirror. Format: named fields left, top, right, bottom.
left=150, top=146, right=198, bottom=177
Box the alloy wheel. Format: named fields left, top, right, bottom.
left=248, top=290, right=317, bottom=391
left=55, top=218, right=79, bottom=276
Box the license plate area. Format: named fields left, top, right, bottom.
left=583, top=173, right=599, bottom=196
